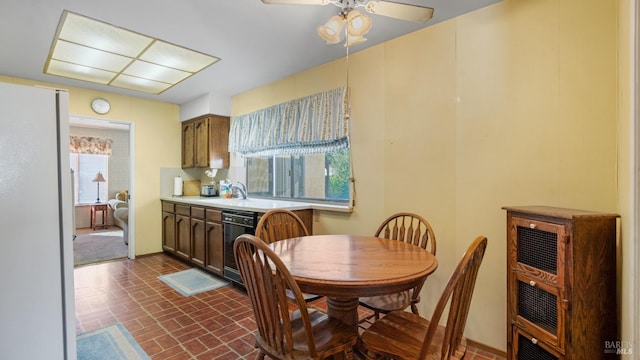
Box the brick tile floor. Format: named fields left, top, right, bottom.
left=74, top=253, right=504, bottom=359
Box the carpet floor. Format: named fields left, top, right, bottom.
left=74, top=228, right=127, bottom=266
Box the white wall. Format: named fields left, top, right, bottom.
left=179, top=92, right=231, bottom=121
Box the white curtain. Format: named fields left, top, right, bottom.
left=229, top=87, right=349, bottom=156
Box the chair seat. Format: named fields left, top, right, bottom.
left=359, top=290, right=412, bottom=313
left=257, top=309, right=358, bottom=359
left=361, top=310, right=467, bottom=360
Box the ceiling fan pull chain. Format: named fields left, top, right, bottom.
left=344, top=27, right=351, bottom=120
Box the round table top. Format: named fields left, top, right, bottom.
left=269, top=234, right=438, bottom=298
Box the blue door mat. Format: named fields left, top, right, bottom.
left=158, top=268, right=229, bottom=297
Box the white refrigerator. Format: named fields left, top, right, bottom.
left=0, top=82, right=76, bottom=359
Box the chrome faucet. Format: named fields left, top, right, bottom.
left=231, top=182, right=247, bottom=199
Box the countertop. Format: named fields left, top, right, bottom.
left=160, top=195, right=352, bottom=213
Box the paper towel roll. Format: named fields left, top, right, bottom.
left=173, top=176, right=183, bottom=196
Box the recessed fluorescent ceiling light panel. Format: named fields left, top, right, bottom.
left=44, top=11, right=220, bottom=94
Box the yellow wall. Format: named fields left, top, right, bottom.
left=616, top=0, right=635, bottom=350
left=0, top=75, right=180, bottom=256
left=232, top=0, right=621, bottom=351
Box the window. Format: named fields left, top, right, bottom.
left=230, top=87, right=351, bottom=203
left=70, top=153, right=108, bottom=204
left=246, top=148, right=350, bottom=202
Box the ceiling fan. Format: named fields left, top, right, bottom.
left=261, top=0, right=434, bottom=46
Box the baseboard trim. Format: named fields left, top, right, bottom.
left=135, top=251, right=165, bottom=258
left=467, top=338, right=507, bottom=358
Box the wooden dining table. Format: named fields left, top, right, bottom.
left=269, top=234, right=438, bottom=328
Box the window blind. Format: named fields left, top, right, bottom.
left=229, top=87, right=349, bottom=156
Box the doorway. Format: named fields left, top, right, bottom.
left=70, top=116, right=135, bottom=265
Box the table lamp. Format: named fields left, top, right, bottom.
left=93, top=172, right=106, bottom=203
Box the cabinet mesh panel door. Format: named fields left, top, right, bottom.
left=516, top=226, right=557, bottom=274
left=517, top=333, right=559, bottom=360
left=517, top=280, right=558, bottom=332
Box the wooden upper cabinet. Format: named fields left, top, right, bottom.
left=182, top=114, right=230, bottom=169
left=194, top=117, right=209, bottom=167
left=207, top=115, right=230, bottom=169
left=181, top=121, right=195, bottom=168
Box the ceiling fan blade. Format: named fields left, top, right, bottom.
left=261, top=0, right=331, bottom=5
left=364, top=1, right=434, bottom=23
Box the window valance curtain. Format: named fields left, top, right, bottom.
left=229, top=87, right=349, bottom=156
left=70, top=136, right=113, bottom=155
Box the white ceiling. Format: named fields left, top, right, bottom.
left=0, top=0, right=500, bottom=105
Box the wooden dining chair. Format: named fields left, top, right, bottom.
left=360, top=236, right=488, bottom=360
left=358, top=212, right=437, bottom=325
left=255, top=209, right=322, bottom=302
left=255, top=209, right=310, bottom=243
left=234, top=234, right=359, bottom=360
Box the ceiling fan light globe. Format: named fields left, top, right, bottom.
left=317, top=15, right=344, bottom=44
left=317, top=25, right=342, bottom=44
left=344, top=34, right=367, bottom=47
left=346, top=10, right=372, bottom=37
left=326, top=15, right=345, bottom=31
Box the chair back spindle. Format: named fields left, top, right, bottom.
left=256, top=209, right=310, bottom=244
left=375, top=212, right=436, bottom=255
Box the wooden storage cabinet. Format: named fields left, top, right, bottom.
left=513, top=327, right=563, bottom=360
left=503, top=206, right=618, bottom=360
left=182, top=114, right=230, bottom=169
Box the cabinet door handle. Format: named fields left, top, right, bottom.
left=529, top=280, right=536, bottom=287
left=529, top=223, right=536, bottom=229
left=531, top=337, right=538, bottom=345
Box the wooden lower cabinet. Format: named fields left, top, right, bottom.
left=162, top=202, right=176, bottom=252
left=162, top=200, right=313, bottom=280
left=175, top=204, right=191, bottom=262
left=205, top=219, right=224, bottom=275
left=159, top=201, right=227, bottom=278
left=175, top=214, right=191, bottom=261
left=191, top=219, right=206, bottom=267
left=190, top=207, right=206, bottom=267
left=162, top=211, right=176, bottom=252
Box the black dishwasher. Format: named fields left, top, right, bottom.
left=222, top=210, right=256, bottom=285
